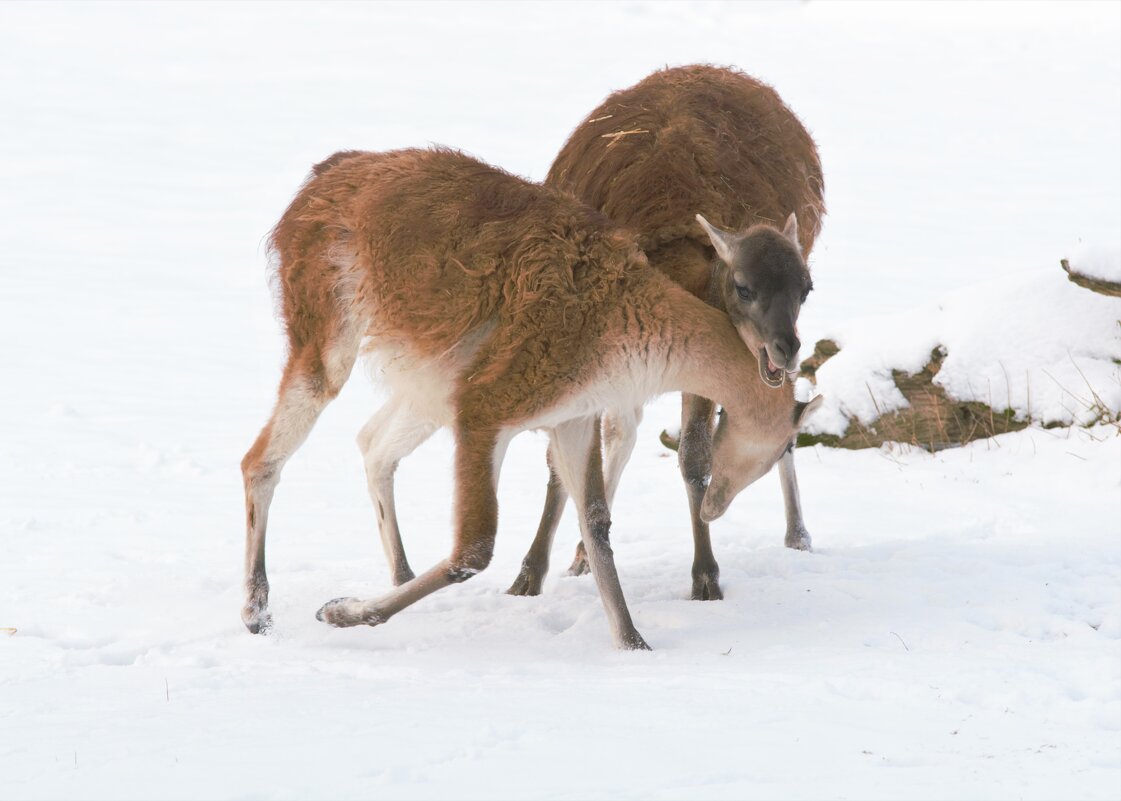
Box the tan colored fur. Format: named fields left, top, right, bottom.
left=241, top=147, right=806, bottom=646
left=508, top=65, right=826, bottom=596
left=547, top=64, right=825, bottom=283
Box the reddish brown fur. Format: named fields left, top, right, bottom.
left=244, top=147, right=808, bottom=643
left=546, top=64, right=825, bottom=294
left=269, top=147, right=659, bottom=429
left=505, top=66, right=825, bottom=595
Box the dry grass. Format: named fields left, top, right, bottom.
left=600, top=128, right=650, bottom=149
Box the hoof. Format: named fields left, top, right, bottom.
left=242, top=607, right=273, bottom=634
left=242, top=576, right=271, bottom=633
left=506, top=566, right=545, bottom=597
left=316, top=597, right=386, bottom=628
left=620, top=630, right=653, bottom=651
left=691, top=572, right=724, bottom=601
left=785, top=527, right=813, bottom=551
left=241, top=588, right=273, bottom=634
left=565, top=546, right=591, bottom=577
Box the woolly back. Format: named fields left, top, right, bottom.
left=269, top=147, right=646, bottom=362
left=546, top=65, right=825, bottom=255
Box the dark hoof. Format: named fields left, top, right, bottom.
left=241, top=604, right=273, bottom=634
left=316, top=597, right=384, bottom=628
left=785, top=527, right=813, bottom=551
left=242, top=576, right=271, bottom=633
left=621, top=630, right=653, bottom=651
left=506, top=566, right=545, bottom=596
left=691, top=572, right=724, bottom=601
left=392, top=566, right=416, bottom=586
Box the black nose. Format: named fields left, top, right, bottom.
left=770, top=336, right=800, bottom=367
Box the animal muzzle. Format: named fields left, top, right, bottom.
left=699, top=482, right=731, bottom=523
left=758, top=346, right=786, bottom=389
left=760, top=338, right=800, bottom=389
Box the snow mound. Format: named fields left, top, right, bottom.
left=803, top=266, right=1121, bottom=437
left=1067, top=243, right=1121, bottom=283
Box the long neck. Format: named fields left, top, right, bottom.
left=645, top=279, right=794, bottom=422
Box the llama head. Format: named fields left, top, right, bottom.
left=700, top=395, right=823, bottom=523
left=696, top=212, right=813, bottom=389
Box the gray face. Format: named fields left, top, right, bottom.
left=697, top=214, right=813, bottom=388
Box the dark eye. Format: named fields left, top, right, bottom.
left=801, top=280, right=814, bottom=304
left=736, top=284, right=754, bottom=302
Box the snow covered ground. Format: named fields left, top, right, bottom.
left=1069, top=245, right=1121, bottom=284
left=802, top=262, right=1121, bottom=438
left=1, top=2, right=1119, bottom=799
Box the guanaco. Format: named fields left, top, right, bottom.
left=241, top=147, right=821, bottom=649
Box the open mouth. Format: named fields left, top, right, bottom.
left=758, top=347, right=786, bottom=389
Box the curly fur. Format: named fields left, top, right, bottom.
left=268, top=147, right=672, bottom=427
left=546, top=64, right=825, bottom=295
left=241, top=146, right=811, bottom=641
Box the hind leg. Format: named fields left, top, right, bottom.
left=356, top=397, right=438, bottom=586
left=241, top=333, right=359, bottom=633
left=507, top=445, right=569, bottom=596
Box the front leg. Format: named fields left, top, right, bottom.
left=561, top=407, right=642, bottom=578
left=679, top=393, right=722, bottom=601
left=521, top=407, right=642, bottom=586
left=550, top=417, right=650, bottom=650
left=779, top=444, right=812, bottom=551
left=317, top=425, right=503, bottom=630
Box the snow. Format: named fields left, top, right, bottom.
left=802, top=268, right=1121, bottom=436
left=1068, top=244, right=1121, bottom=284
left=2, top=2, right=1120, bottom=799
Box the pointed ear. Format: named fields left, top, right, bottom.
left=793, top=394, right=824, bottom=428
left=782, top=212, right=799, bottom=246
left=696, top=214, right=737, bottom=264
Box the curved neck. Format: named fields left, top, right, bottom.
left=653, top=282, right=794, bottom=423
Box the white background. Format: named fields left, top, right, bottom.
left=1, top=2, right=1118, bottom=799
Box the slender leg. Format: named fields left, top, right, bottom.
left=507, top=445, right=569, bottom=596
left=679, top=392, right=722, bottom=600
left=356, top=398, right=438, bottom=585
left=779, top=444, right=812, bottom=550
left=603, top=407, right=643, bottom=506
left=549, top=417, right=649, bottom=650
left=241, top=335, right=359, bottom=633
left=512, top=406, right=643, bottom=592
left=564, top=406, right=642, bottom=576
left=316, top=425, right=504, bottom=629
